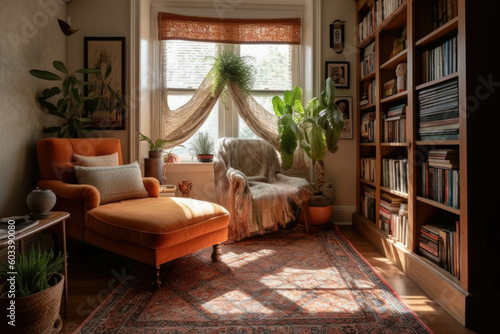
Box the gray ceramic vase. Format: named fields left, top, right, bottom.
left=26, top=187, right=56, bottom=219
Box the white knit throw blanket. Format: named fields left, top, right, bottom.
left=214, top=138, right=311, bottom=243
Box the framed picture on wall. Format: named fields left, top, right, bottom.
left=325, top=61, right=349, bottom=88
left=84, top=37, right=126, bottom=130
left=335, top=96, right=353, bottom=139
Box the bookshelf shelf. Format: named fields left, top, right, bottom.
left=416, top=72, right=459, bottom=91
left=380, top=90, right=407, bottom=103
left=416, top=140, right=459, bottom=146
left=381, top=186, right=408, bottom=199
left=381, top=142, right=409, bottom=147
left=380, top=49, right=407, bottom=69
left=416, top=196, right=461, bottom=215
left=353, top=0, right=500, bottom=327
left=415, top=16, right=459, bottom=47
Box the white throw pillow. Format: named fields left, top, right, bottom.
left=74, top=161, right=148, bottom=204
left=73, top=152, right=119, bottom=167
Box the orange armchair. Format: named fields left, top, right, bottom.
left=37, top=138, right=230, bottom=287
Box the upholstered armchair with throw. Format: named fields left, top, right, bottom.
left=213, top=137, right=311, bottom=242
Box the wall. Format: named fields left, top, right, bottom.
left=321, top=0, right=357, bottom=224
left=67, top=0, right=131, bottom=162
left=0, top=0, right=66, bottom=217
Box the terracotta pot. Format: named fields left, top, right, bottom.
left=197, top=154, right=213, bottom=162
left=26, top=187, right=56, bottom=219
left=298, top=204, right=332, bottom=229
left=0, top=273, right=64, bottom=334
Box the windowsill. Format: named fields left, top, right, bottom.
left=166, top=161, right=214, bottom=173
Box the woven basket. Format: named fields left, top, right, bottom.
left=0, top=273, right=64, bottom=334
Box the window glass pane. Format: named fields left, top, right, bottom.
left=164, top=40, right=216, bottom=89
left=240, top=44, right=292, bottom=91
left=167, top=92, right=218, bottom=157
left=238, top=95, right=276, bottom=139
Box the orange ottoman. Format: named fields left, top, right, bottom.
left=84, top=197, right=229, bottom=287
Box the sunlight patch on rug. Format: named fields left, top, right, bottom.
left=75, top=227, right=433, bottom=333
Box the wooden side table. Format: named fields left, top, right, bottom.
left=0, top=211, right=70, bottom=317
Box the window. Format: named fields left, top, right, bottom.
left=164, top=41, right=297, bottom=157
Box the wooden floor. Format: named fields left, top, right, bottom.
left=58, top=226, right=482, bottom=334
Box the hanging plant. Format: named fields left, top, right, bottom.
left=208, top=51, right=256, bottom=98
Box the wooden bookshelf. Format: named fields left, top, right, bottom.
left=353, top=0, right=500, bottom=329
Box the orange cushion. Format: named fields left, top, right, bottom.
left=85, top=197, right=229, bottom=249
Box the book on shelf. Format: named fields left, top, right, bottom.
left=419, top=221, right=459, bottom=277
left=420, top=156, right=460, bottom=208
left=360, top=157, right=376, bottom=182
left=383, top=104, right=407, bottom=143
left=418, top=79, right=459, bottom=140
left=360, top=79, right=375, bottom=106
left=361, top=112, right=376, bottom=143
left=382, top=158, right=408, bottom=194
left=422, top=35, right=457, bottom=83
left=361, top=186, right=376, bottom=223
left=361, top=41, right=375, bottom=77
left=383, top=78, right=396, bottom=97
left=375, top=0, right=405, bottom=27
left=432, top=0, right=458, bottom=30
left=0, top=215, right=40, bottom=240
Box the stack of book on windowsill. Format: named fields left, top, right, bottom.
left=418, top=79, right=459, bottom=141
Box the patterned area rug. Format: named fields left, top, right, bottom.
left=76, top=227, right=433, bottom=333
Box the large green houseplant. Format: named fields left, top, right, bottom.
left=0, top=245, right=66, bottom=333
left=273, top=77, right=344, bottom=205
left=30, top=60, right=126, bottom=138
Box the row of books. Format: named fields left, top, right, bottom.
left=358, top=0, right=404, bottom=42
left=360, top=157, right=376, bottom=182
left=432, top=0, right=458, bottom=30
left=383, top=103, right=406, bottom=143
left=361, top=186, right=376, bottom=223
left=360, top=41, right=375, bottom=78
left=420, top=148, right=459, bottom=208
left=379, top=192, right=408, bottom=246
left=418, top=79, right=459, bottom=141
left=419, top=221, right=460, bottom=278
left=382, top=158, right=408, bottom=194
left=422, top=35, right=458, bottom=83
left=360, top=79, right=375, bottom=106
left=361, top=112, right=376, bottom=143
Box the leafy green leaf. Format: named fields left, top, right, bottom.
left=272, top=96, right=284, bottom=117
left=310, top=125, right=326, bottom=161
left=29, top=69, right=62, bottom=81
left=41, top=87, right=61, bottom=98
left=53, top=60, right=67, bottom=74
left=105, top=64, right=112, bottom=79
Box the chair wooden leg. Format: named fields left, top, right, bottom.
left=211, top=244, right=222, bottom=262
left=151, top=265, right=161, bottom=289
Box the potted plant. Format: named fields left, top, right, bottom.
left=0, top=245, right=66, bottom=334
left=189, top=132, right=215, bottom=162
left=138, top=133, right=170, bottom=159
left=273, top=77, right=344, bottom=228
left=29, top=60, right=126, bottom=138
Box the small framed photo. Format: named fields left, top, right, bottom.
left=325, top=61, right=349, bottom=88
left=335, top=96, right=353, bottom=139
left=84, top=37, right=126, bottom=130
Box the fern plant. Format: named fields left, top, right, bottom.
left=1, top=244, right=65, bottom=297
left=209, top=51, right=256, bottom=98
